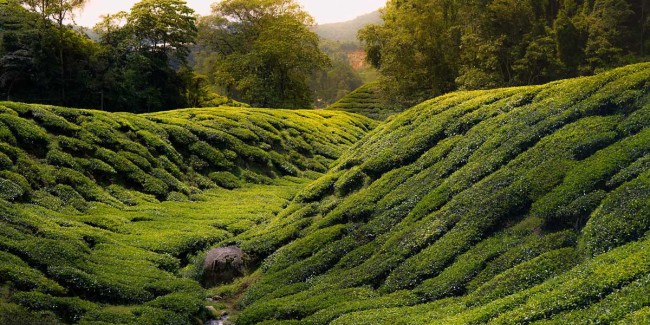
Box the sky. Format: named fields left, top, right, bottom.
left=73, top=0, right=386, bottom=27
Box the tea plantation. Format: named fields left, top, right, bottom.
left=1, top=62, right=649, bottom=324
left=235, top=63, right=650, bottom=324
left=327, top=82, right=400, bottom=121
left=0, top=104, right=376, bottom=324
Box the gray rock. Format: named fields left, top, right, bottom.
left=202, top=246, right=248, bottom=286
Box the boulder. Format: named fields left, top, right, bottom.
left=202, top=246, right=248, bottom=286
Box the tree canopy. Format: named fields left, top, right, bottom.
left=195, top=0, right=329, bottom=108
left=361, top=0, right=650, bottom=107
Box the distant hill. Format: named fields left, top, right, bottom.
left=313, top=11, right=382, bottom=43
left=328, top=82, right=400, bottom=120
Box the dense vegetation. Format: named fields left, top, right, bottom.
left=193, top=0, right=329, bottom=109
left=0, top=101, right=376, bottom=323
left=327, top=82, right=399, bottom=120
left=361, top=0, right=650, bottom=107
left=1, top=0, right=337, bottom=112
left=232, top=63, right=650, bottom=324
left=309, top=41, right=365, bottom=108
left=0, top=0, right=210, bottom=112
left=1, top=0, right=649, bottom=323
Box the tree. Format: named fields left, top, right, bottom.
left=127, top=0, right=197, bottom=62
left=359, top=0, right=461, bottom=107
left=360, top=0, right=649, bottom=106
left=90, top=0, right=199, bottom=112
left=20, top=0, right=89, bottom=103
left=196, top=0, right=329, bottom=108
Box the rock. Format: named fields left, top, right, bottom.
left=205, top=305, right=219, bottom=315
left=203, top=246, right=249, bottom=286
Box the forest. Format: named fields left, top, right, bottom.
left=2, top=0, right=647, bottom=112
left=360, top=0, right=649, bottom=107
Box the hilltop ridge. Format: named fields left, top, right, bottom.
left=313, top=11, right=382, bottom=43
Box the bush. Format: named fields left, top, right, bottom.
left=0, top=114, right=50, bottom=152
left=167, top=191, right=189, bottom=202
left=51, top=184, right=88, bottom=211
left=0, top=151, right=12, bottom=170
left=46, top=149, right=78, bottom=169
left=0, top=178, right=25, bottom=201
left=209, top=171, right=242, bottom=189
left=12, top=291, right=96, bottom=323
left=0, top=171, right=31, bottom=196
left=56, top=135, right=93, bottom=154
left=29, top=106, right=80, bottom=135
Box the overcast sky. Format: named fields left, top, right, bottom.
left=73, top=0, right=386, bottom=27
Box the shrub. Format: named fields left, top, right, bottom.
left=12, top=291, right=96, bottom=323
left=0, top=178, right=24, bottom=201
left=46, top=149, right=78, bottom=169
left=0, top=114, right=50, bottom=152
left=0, top=302, right=61, bottom=325
left=190, top=141, right=231, bottom=169
left=141, top=175, right=169, bottom=198
left=51, top=184, right=88, bottom=211
left=0, top=120, right=17, bottom=145
left=580, top=170, right=650, bottom=257
left=209, top=171, right=242, bottom=189
left=56, top=135, right=94, bottom=154
left=167, top=191, right=189, bottom=202
left=29, top=106, right=80, bottom=135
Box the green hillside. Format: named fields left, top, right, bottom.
left=327, top=82, right=400, bottom=120
left=0, top=104, right=376, bottom=324
left=235, top=63, right=650, bottom=324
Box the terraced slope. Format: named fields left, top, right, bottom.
left=327, top=82, right=399, bottom=120
left=236, top=63, right=650, bottom=324
left=0, top=104, right=376, bottom=324
left=0, top=103, right=375, bottom=207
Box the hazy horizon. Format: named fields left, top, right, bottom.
left=72, top=0, right=386, bottom=27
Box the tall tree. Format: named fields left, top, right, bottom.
left=359, top=0, right=461, bottom=107
left=196, top=0, right=329, bottom=108
left=92, top=0, right=198, bottom=112
left=361, top=0, right=649, bottom=107
left=20, top=0, right=88, bottom=103
left=127, top=0, right=197, bottom=62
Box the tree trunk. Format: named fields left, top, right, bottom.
left=59, top=45, right=65, bottom=104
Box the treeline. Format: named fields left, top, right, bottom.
left=0, top=0, right=355, bottom=111
left=361, top=0, right=649, bottom=107
left=0, top=0, right=221, bottom=112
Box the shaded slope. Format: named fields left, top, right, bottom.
left=0, top=104, right=376, bottom=324
left=237, top=63, right=650, bottom=324
left=327, top=82, right=400, bottom=120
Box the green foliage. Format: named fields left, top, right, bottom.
left=328, top=82, right=400, bottom=120
left=360, top=0, right=650, bottom=107
left=209, top=171, right=242, bottom=189
left=196, top=0, right=329, bottom=108
left=0, top=99, right=374, bottom=323
left=12, top=291, right=96, bottom=323
left=127, top=0, right=197, bottom=62
left=236, top=63, right=650, bottom=323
